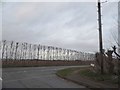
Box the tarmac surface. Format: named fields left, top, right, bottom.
left=2, top=66, right=88, bottom=88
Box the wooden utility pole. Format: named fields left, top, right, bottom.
left=98, top=0, right=104, bottom=74
left=118, top=1, right=120, bottom=55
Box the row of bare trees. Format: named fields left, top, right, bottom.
left=0, top=40, right=95, bottom=61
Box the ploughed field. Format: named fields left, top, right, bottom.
left=2, top=60, right=94, bottom=67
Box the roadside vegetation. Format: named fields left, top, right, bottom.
left=56, top=67, right=118, bottom=87
left=56, top=67, right=80, bottom=77
left=79, top=68, right=118, bottom=84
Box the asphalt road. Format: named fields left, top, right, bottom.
left=2, top=65, right=89, bottom=88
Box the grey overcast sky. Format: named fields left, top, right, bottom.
left=1, top=0, right=119, bottom=53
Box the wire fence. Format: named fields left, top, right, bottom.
left=0, top=40, right=95, bottom=61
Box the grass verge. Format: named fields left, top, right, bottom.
left=56, top=68, right=74, bottom=77
left=56, top=67, right=88, bottom=77
left=57, top=67, right=118, bottom=85
left=79, top=68, right=118, bottom=84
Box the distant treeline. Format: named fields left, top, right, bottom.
left=0, top=40, right=95, bottom=61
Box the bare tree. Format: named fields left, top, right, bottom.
left=37, top=45, right=40, bottom=60
left=21, top=43, right=24, bottom=60
left=19, top=43, right=23, bottom=60
left=15, top=42, right=19, bottom=60
left=52, top=47, right=54, bottom=60
left=28, top=44, right=31, bottom=60
left=33, top=44, right=36, bottom=60
left=113, top=46, right=120, bottom=59
left=42, top=45, right=45, bottom=60
left=2, top=40, right=6, bottom=60
left=49, top=47, right=51, bottom=60
left=5, top=44, right=8, bottom=60
left=47, top=46, right=50, bottom=60
left=56, top=47, right=58, bottom=60
left=40, top=45, right=43, bottom=60
left=10, top=41, right=14, bottom=60
left=59, top=48, right=62, bottom=60
left=24, top=43, right=28, bottom=59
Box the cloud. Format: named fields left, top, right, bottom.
left=1, top=0, right=120, bottom=2
left=2, top=2, right=118, bottom=52
left=102, top=2, right=118, bottom=49
left=0, top=3, right=1, bottom=41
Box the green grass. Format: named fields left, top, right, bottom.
left=79, top=69, right=118, bottom=84
left=57, top=68, right=75, bottom=77
left=57, top=67, right=118, bottom=84
left=56, top=67, right=84, bottom=77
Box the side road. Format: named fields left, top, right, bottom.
left=56, top=67, right=118, bottom=89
